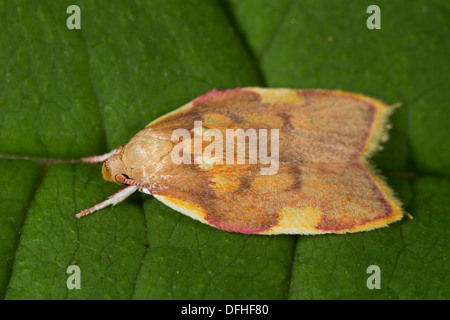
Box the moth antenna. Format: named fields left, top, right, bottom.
left=76, top=185, right=138, bottom=218
left=81, top=146, right=123, bottom=163
left=115, top=174, right=146, bottom=188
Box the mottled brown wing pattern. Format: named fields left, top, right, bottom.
left=128, top=88, right=404, bottom=234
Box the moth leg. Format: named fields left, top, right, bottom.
left=81, top=146, right=122, bottom=163
left=76, top=185, right=138, bottom=218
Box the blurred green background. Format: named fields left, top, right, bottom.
left=0, top=0, right=448, bottom=299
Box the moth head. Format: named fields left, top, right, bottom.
left=102, top=153, right=129, bottom=184
left=102, top=134, right=173, bottom=186
left=101, top=161, right=114, bottom=183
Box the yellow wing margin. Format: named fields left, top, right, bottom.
left=153, top=194, right=209, bottom=226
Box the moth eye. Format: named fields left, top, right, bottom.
left=115, top=173, right=131, bottom=185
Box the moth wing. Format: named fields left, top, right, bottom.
left=249, top=88, right=404, bottom=234
left=258, top=163, right=404, bottom=234
left=153, top=194, right=208, bottom=225
left=258, top=89, right=403, bottom=234
left=144, top=88, right=404, bottom=234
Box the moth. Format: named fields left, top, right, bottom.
left=77, top=88, right=407, bottom=235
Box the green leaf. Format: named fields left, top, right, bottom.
left=1, top=0, right=448, bottom=299
left=134, top=199, right=294, bottom=299
left=0, top=1, right=105, bottom=157
left=0, top=160, right=40, bottom=298
left=5, top=164, right=147, bottom=299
